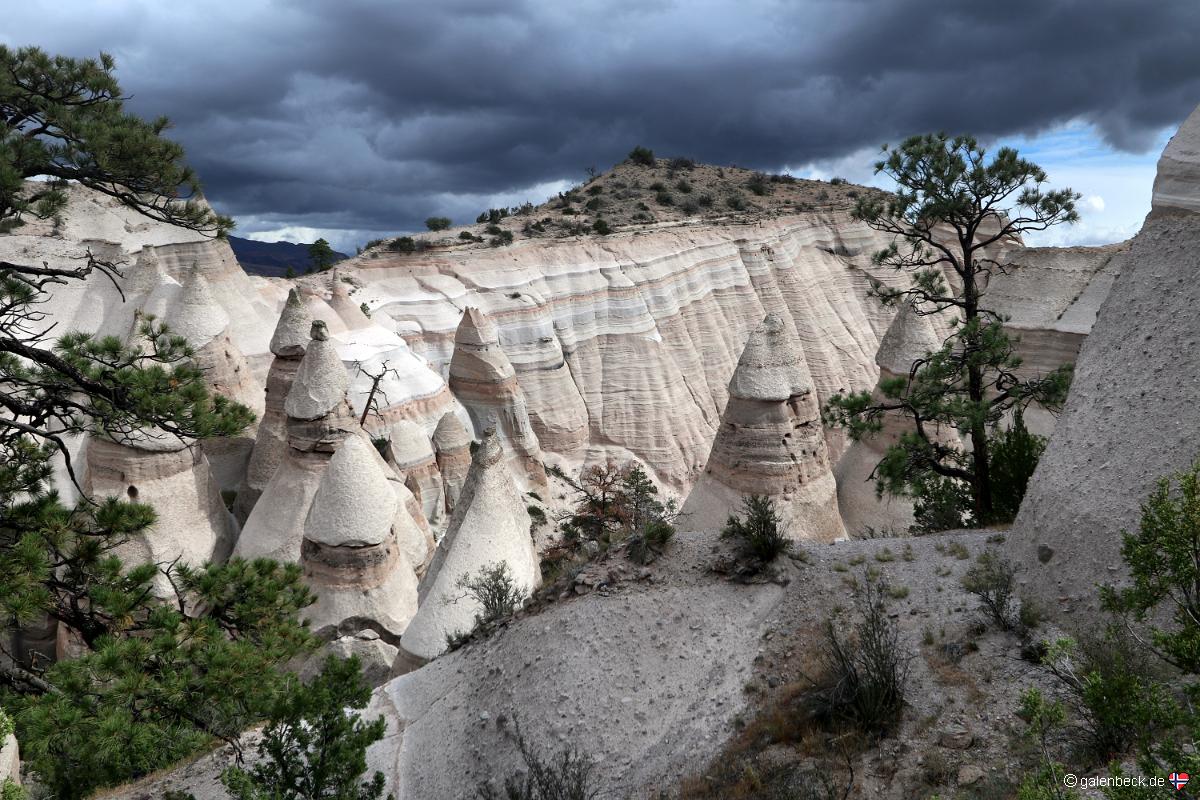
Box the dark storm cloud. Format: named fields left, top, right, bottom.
left=6, top=0, right=1200, bottom=246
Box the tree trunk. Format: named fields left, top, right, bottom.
left=963, top=261, right=994, bottom=523
left=969, top=408, right=993, bottom=523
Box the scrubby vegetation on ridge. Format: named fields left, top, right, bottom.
left=355, top=153, right=877, bottom=257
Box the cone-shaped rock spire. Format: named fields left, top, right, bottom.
left=171, top=271, right=231, bottom=348
left=300, top=434, right=420, bottom=641
left=681, top=314, right=845, bottom=541
left=236, top=319, right=357, bottom=563
left=396, top=428, right=540, bottom=671
left=234, top=290, right=315, bottom=522
left=270, top=288, right=314, bottom=358
left=286, top=320, right=350, bottom=421
left=875, top=300, right=941, bottom=377
left=447, top=307, right=545, bottom=483
left=305, top=436, right=399, bottom=547
left=433, top=412, right=473, bottom=513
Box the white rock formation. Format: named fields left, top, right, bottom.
left=1012, top=101, right=1200, bottom=618
left=986, top=243, right=1124, bottom=435
left=447, top=307, right=546, bottom=483
left=235, top=320, right=358, bottom=563
left=0, top=730, right=17, bottom=792
left=681, top=313, right=845, bottom=541
left=234, top=288, right=313, bottom=521
left=385, top=419, right=446, bottom=528
left=433, top=412, right=473, bottom=513
left=397, top=429, right=540, bottom=670
left=171, top=271, right=262, bottom=489
left=83, top=436, right=234, bottom=591
left=300, top=436, right=420, bottom=641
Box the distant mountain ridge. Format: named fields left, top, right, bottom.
left=229, top=235, right=348, bottom=278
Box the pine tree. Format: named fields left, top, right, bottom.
left=823, top=134, right=1078, bottom=525
left=308, top=237, right=336, bottom=272
left=222, top=656, right=390, bottom=800
left=0, top=46, right=316, bottom=797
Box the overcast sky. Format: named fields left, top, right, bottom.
left=5, top=0, right=1199, bottom=252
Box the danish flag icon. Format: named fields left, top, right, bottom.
left=1170, top=772, right=1190, bottom=791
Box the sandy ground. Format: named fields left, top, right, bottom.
left=103, top=525, right=1090, bottom=800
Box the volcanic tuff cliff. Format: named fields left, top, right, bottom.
left=1012, top=103, right=1200, bottom=617
left=0, top=168, right=1114, bottom=540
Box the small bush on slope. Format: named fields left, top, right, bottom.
left=1039, top=628, right=1172, bottom=765
left=805, top=578, right=910, bottom=737
left=477, top=721, right=597, bottom=800
left=627, top=145, right=655, bottom=166
left=1010, top=460, right=1200, bottom=797
left=961, top=549, right=1019, bottom=631
left=548, top=462, right=676, bottom=564
left=455, top=561, right=528, bottom=629
left=722, top=495, right=790, bottom=567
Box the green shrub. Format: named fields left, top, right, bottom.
left=527, top=505, right=547, bottom=528
left=961, top=549, right=1018, bottom=630
left=454, top=561, right=527, bottom=630
left=910, top=475, right=973, bottom=534
left=482, top=208, right=509, bottom=223
left=1015, top=689, right=1079, bottom=800
left=585, top=184, right=603, bottom=196
left=389, top=236, right=417, bottom=253
left=485, top=223, right=502, bottom=235
left=1095, top=460, right=1200, bottom=788
left=988, top=411, right=1046, bottom=522
left=477, top=721, right=597, bottom=800
left=668, top=157, right=695, bottom=170
left=222, top=657, right=387, bottom=800
left=459, top=230, right=478, bottom=241
left=591, top=219, right=611, bottom=235
left=1102, top=459, right=1200, bottom=672
left=627, top=146, right=655, bottom=166
left=649, top=180, right=666, bottom=191
left=725, top=193, right=746, bottom=211
left=655, top=191, right=674, bottom=206
left=745, top=173, right=772, bottom=196
left=681, top=200, right=700, bottom=216
left=722, top=495, right=789, bottom=565
left=675, top=179, right=693, bottom=194
left=425, top=216, right=452, bottom=231
left=829, top=176, right=847, bottom=185
left=808, top=579, right=909, bottom=736
left=584, top=197, right=603, bottom=211
left=697, top=193, right=714, bottom=207
left=1041, top=629, right=1173, bottom=763
left=490, top=230, right=514, bottom=247
left=1018, top=595, right=1045, bottom=630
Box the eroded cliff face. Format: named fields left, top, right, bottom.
left=1011, top=103, right=1200, bottom=618
left=3, top=184, right=1108, bottom=542
left=342, top=211, right=905, bottom=491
